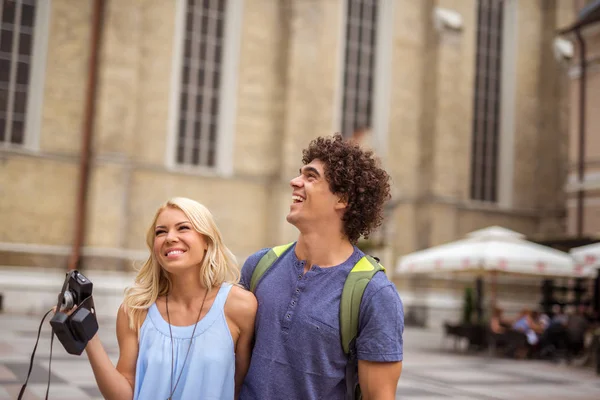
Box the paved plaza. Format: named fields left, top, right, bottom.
left=0, top=312, right=599, bottom=399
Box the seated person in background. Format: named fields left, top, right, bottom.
left=512, top=309, right=530, bottom=332
left=566, top=304, right=590, bottom=356
left=538, top=309, right=569, bottom=359
left=550, top=304, right=568, bottom=327
left=529, top=311, right=546, bottom=334
left=513, top=309, right=544, bottom=347
left=489, top=307, right=520, bottom=356
left=538, top=311, right=551, bottom=330
left=490, top=307, right=510, bottom=334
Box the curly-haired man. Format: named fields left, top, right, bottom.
left=240, top=134, right=404, bottom=400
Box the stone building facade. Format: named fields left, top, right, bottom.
left=562, top=0, right=600, bottom=238
left=0, top=0, right=575, bottom=317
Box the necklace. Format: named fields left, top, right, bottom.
left=165, top=289, right=208, bottom=400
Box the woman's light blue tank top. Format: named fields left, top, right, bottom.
left=134, top=283, right=235, bottom=400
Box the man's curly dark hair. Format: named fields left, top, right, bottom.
left=302, top=134, right=391, bottom=244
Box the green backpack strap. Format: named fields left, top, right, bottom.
left=340, top=255, right=386, bottom=355
left=249, top=242, right=295, bottom=292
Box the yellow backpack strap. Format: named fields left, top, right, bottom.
left=340, top=255, right=386, bottom=355
left=341, top=255, right=385, bottom=400
left=249, top=243, right=295, bottom=292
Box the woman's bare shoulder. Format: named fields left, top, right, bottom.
left=224, top=285, right=257, bottom=320
left=117, top=303, right=148, bottom=333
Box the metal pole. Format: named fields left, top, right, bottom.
left=575, top=29, right=586, bottom=238
left=68, top=0, right=105, bottom=270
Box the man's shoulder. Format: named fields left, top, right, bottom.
left=361, top=264, right=401, bottom=304
left=243, top=248, right=271, bottom=265
left=240, top=245, right=297, bottom=290
left=353, top=250, right=392, bottom=284
left=239, top=248, right=270, bottom=290
left=240, top=248, right=271, bottom=278
left=242, top=243, right=297, bottom=271
left=368, top=267, right=394, bottom=287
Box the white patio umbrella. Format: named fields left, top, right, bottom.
left=570, top=242, right=600, bottom=269
left=396, top=226, right=595, bottom=309
left=396, top=226, right=594, bottom=278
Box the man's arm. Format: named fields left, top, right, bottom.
left=356, top=281, right=404, bottom=400
left=358, top=360, right=402, bottom=400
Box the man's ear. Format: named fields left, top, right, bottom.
left=335, top=194, right=348, bottom=211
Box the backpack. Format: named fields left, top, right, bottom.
left=249, top=242, right=386, bottom=400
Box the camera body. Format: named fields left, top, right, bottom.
left=49, top=270, right=98, bottom=355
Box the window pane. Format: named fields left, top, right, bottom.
left=2, top=2, right=16, bottom=25
left=176, top=0, right=225, bottom=167
left=184, top=38, right=192, bottom=58
left=13, top=89, right=27, bottom=114
left=21, top=4, right=36, bottom=27
left=0, top=29, right=13, bottom=53
left=195, top=94, right=203, bottom=113
left=201, top=14, right=209, bottom=35
left=210, top=93, right=218, bottom=117
left=18, top=32, right=32, bottom=55
left=212, top=68, right=220, bottom=91
left=11, top=119, right=24, bottom=144
left=16, top=61, right=29, bottom=85
left=182, top=64, right=190, bottom=84
left=216, top=15, right=224, bottom=37
left=341, top=0, right=378, bottom=138
left=1, top=0, right=39, bottom=146
left=197, top=66, right=204, bottom=86
left=470, top=0, right=503, bottom=202
left=0, top=59, right=10, bottom=81
left=0, top=88, right=7, bottom=112
left=177, top=118, right=186, bottom=163
left=179, top=91, right=188, bottom=111
left=208, top=123, right=217, bottom=166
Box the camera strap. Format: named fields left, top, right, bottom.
left=17, top=308, right=55, bottom=400
left=79, top=293, right=96, bottom=311
left=19, top=272, right=70, bottom=399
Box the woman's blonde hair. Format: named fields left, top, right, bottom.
left=123, top=197, right=239, bottom=332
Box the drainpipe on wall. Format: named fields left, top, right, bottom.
left=575, top=28, right=586, bottom=238
left=68, top=0, right=105, bottom=271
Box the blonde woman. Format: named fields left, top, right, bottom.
left=83, top=197, right=257, bottom=400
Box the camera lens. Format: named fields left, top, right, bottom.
left=61, top=291, right=75, bottom=311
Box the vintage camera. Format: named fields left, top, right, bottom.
left=49, top=270, right=98, bottom=355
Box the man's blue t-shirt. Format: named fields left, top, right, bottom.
left=239, top=244, right=404, bottom=400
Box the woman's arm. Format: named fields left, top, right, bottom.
left=224, top=286, right=258, bottom=399
left=85, top=305, right=141, bottom=400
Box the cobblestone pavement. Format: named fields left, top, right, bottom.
left=1, top=313, right=599, bottom=399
